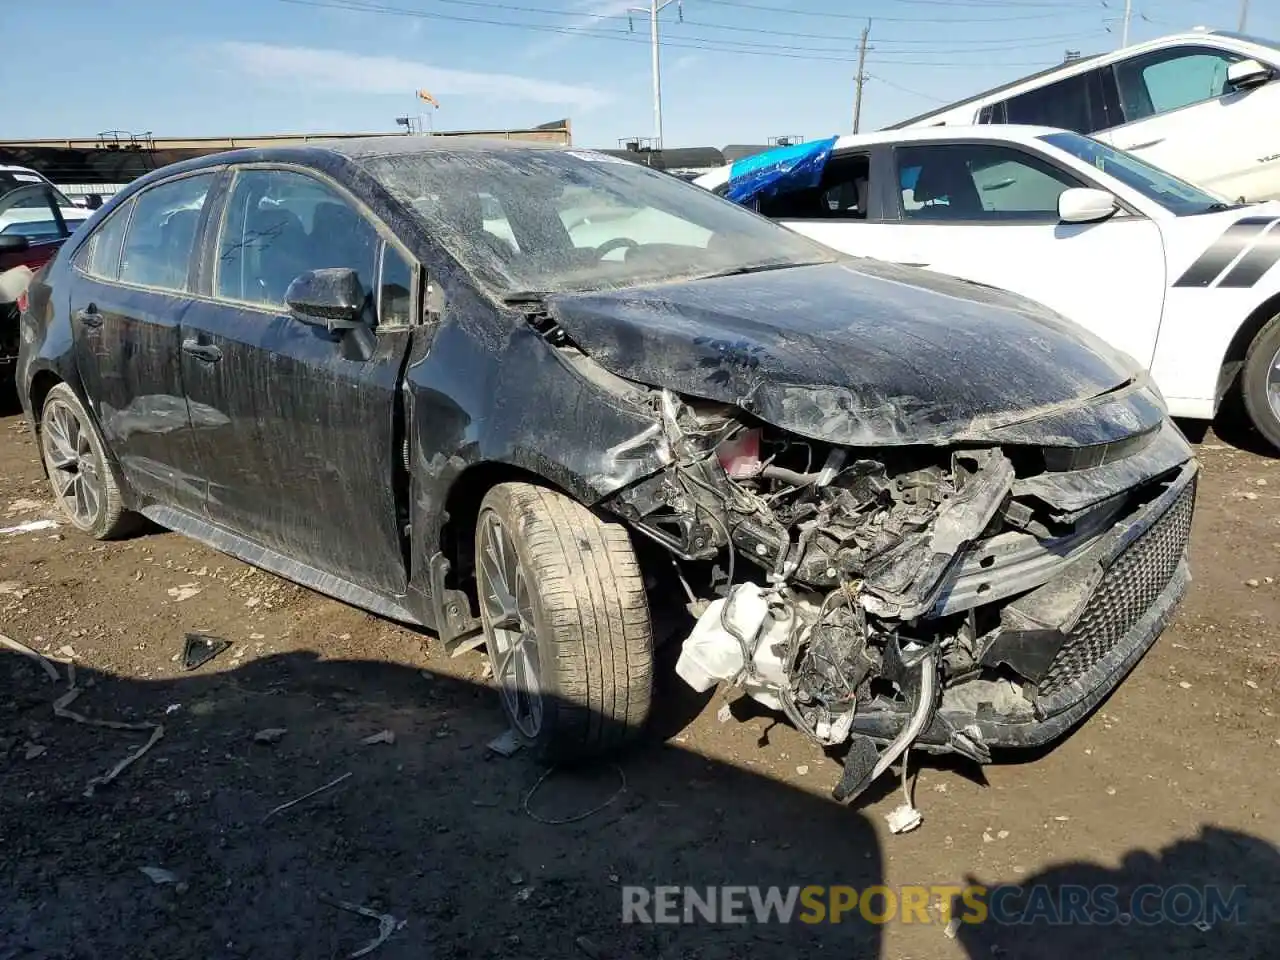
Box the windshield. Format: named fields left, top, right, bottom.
left=360, top=147, right=834, bottom=296
left=1040, top=131, right=1230, bottom=215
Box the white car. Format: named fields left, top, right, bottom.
left=886, top=29, right=1280, bottom=203
left=0, top=165, right=90, bottom=239
left=695, top=125, right=1280, bottom=448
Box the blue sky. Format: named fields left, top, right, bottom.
left=4, top=0, right=1275, bottom=147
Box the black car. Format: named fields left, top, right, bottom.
left=17, top=138, right=1196, bottom=800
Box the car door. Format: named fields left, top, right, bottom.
left=1097, top=43, right=1280, bottom=201
left=862, top=141, right=1168, bottom=369
left=179, top=165, right=416, bottom=599
left=66, top=171, right=216, bottom=513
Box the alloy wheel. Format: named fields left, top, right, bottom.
left=41, top=398, right=103, bottom=530
left=477, top=511, right=544, bottom=738
left=1268, top=345, right=1280, bottom=426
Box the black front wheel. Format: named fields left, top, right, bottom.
left=474, top=482, right=654, bottom=764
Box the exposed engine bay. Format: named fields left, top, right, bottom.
left=603, top=390, right=1196, bottom=822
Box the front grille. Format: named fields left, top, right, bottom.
left=1037, top=479, right=1196, bottom=698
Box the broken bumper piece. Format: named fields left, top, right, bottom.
left=845, top=459, right=1196, bottom=755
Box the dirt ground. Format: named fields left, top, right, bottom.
left=1, top=401, right=1277, bottom=960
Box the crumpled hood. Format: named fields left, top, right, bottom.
left=545, top=259, right=1167, bottom=448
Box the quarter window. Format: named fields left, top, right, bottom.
left=1114, top=46, right=1244, bottom=122
left=896, top=144, right=1083, bottom=222
left=118, top=175, right=213, bottom=291
left=77, top=199, right=134, bottom=281
left=215, top=169, right=379, bottom=309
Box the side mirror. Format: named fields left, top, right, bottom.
left=285, top=268, right=366, bottom=332
left=1227, top=58, right=1273, bottom=90
left=0, top=235, right=31, bottom=254
left=1058, top=187, right=1119, bottom=225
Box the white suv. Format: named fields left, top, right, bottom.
left=890, top=30, right=1280, bottom=203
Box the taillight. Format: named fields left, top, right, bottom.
left=16, top=290, right=28, bottom=314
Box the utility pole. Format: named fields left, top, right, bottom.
left=853, top=19, right=872, bottom=133
left=1121, top=0, right=1132, bottom=48
left=1239, top=0, right=1250, bottom=32
left=628, top=0, right=683, bottom=149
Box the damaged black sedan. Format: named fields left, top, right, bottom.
left=17, top=138, right=1195, bottom=805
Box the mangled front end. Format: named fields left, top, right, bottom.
left=600, top=388, right=1196, bottom=810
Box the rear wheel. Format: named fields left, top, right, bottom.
left=1242, top=313, right=1280, bottom=453
left=474, top=482, right=654, bottom=763
left=39, top=383, right=137, bottom=539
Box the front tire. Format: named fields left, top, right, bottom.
left=474, top=482, right=654, bottom=764
left=39, top=383, right=136, bottom=539
left=1241, top=312, right=1280, bottom=453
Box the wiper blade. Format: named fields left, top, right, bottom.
left=502, top=291, right=549, bottom=305
left=690, top=259, right=828, bottom=282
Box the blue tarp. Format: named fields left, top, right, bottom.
left=724, top=137, right=838, bottom=206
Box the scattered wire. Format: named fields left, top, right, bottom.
left=522, top=764, right=627, bottom=825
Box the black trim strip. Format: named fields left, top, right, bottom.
left=1218, top=220, right=1280, bottom=288
left=1172, top=216, right=1279, bottom=288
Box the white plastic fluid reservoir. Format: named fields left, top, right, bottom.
left=675, top=583, right=794, bottom=710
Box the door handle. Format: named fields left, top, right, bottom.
left=74, top=306, right=102, bottom=328
left=182, top=339, right=222, bottom=363
left=1126, top=138, right=1165, bottom=150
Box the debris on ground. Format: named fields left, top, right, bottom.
left=83, top=726, right=165, bottom=798
left=166, top=583, right=202, bottom=602
left=522, top=764, right=627, bottom=826
left=182, top=633, right=231, bottom=670
left=575, top=935, right=606, bottom=959
left=319, top=895, right=406, bottom=958
left=23, top=742, right=47, bottom=760
left=360, top=729, right=395, bottom=746
left=885, top=802, right=923, bottom=835
left=253, top=728, right=288, bottom=744
left=5, top=498, right=46, bottom=514
left=0, top=519, right=58, bottom=535
left=261, top=772, right=353, bottom=823
left=51, top=680, right=166, bottom=797
left=486, top=728, right=522, bottom=758
left=0, top=632, right=62, bottom=682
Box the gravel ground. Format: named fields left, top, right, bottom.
left=1, top=405, right=1277, bottom=960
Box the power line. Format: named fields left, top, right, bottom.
left=678, top=18, right=1104, bottom=47
left=866, top=73, right=950, bottom=103
left=693, top=0, right=1093, bottom=23
left=275, top=0, right=1082, bottom=66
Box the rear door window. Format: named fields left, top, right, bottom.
left=758, top=153, right=872, bottom=220
left=75, top=199, right=134, bottom=281
left=118, top=175, right=214, bottom=291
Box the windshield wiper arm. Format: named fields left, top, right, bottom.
left=502, top=291, right=549, bottom=305
left=691, top=259, right=828, bottom=282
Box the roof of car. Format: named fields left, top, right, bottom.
left=313, top=135, right=562, bottom=160
left=828, top=124, right=1060, bottom=151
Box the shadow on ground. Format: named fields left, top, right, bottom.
left=3, top=646, right=1277, bottom=959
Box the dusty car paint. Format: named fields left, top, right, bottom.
left=18, top=138, right=1196, bottom=804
